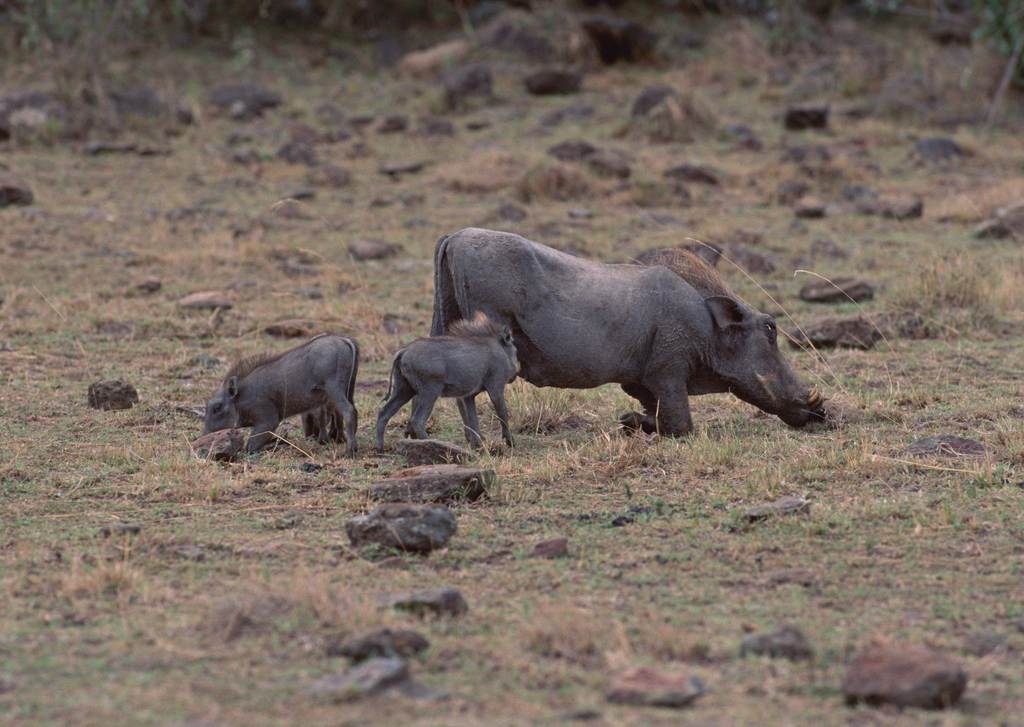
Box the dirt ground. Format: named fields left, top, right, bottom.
left=2, top=10, right=1024, bottom=727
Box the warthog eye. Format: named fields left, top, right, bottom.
left=210, top=403, right=222, bottom=415
left=765, top=321, right=777, bottom=344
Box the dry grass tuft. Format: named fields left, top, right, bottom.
left=522, top=603, right=620, bottom=668
left=619, top=89, right=717, bottom=144
left=890, top=254, right=1018, bottom=325
left=436, top=150, right=526, bottom=194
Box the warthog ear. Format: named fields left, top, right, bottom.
left=226, top=376, right=240, bottom=399
left=705, top=296, right=746, bottom=330
left=501, top=326, right=514, bottom=345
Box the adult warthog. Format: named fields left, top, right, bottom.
left=430, top=227, right=825, bottom=436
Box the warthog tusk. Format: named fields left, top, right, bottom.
left=806, top=388, right=824, bottom=407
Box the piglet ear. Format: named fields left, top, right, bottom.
left=705, top=296, right=746, bottom=329
left=226, top=376, right=240, bottom=399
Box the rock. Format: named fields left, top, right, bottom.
left=271, top=198, right=314, bottom=220
left=494, top=202, right=527, bottom=222
left=306, top=658, right=410, bottom=703
left=0, top=177, right=34, bottom=207
left=190, top=428, right=244, bottom=462
left=877, top=196, right=923, bottom=220
left=347, top=239, right=401, bottom=261
left=207, top=83, right=281, bottom=120
left=382, top=587, right=469, bottom=618
left=794, top=197, right=827, bottom=219
left=606, top=667, right=705, bottom=708
left=524, top=68, right=583, bottom=96
left=842, top=640, right=967, bottom=709
left=479, top=9, right=557, bottom=61
left=393, top=440, right=475, bottom=466
left=399, top=39, right=470, bottom=76
left=568, top=208, right=593, bottom=220
left=784, top=104, right=829, bottom=131
left=441, top=64, right=493, bottom=111
left=974, top=201, right=1024, bottom=240
left=134, top=277, right=162, bottom=294
left=88, top=380, right=139, bottom=411
left=277, top=141, right=318, bottom=166
left=417, top=115, right=456, bottom=136
left=346, top=504, right=456, bottom=554
left=99, top=522, right=142, bottom=537
left=379, top=160, right=426, bottom=179
left=631, top=85, right=677, bottom=118
left=728, top=245, right=776, bottom=275
left=913, top=137, right=964, bottom=164
left=740, top=625, right=814, bottom=661
left=788, top=316, right=880, bottom=351
left=329, top=628, right=430, bottom=662
left=530, top=537, right=569, bottom=559
left=377, top=115, right=408, bottom=134
left=177, top=291, right=233, bottom=310
left=580, top=15, right=658, bottom=65
left=587, top=149, right=631, bottom=179
left=663, top=163, right=719, bottom=186
left=799, top=277, right=875, bottom=304
left=907, top=435, right=985, bottom=458
left=109, top=85, right=166, bottom=118
left=263, top=319, right=315, bottom=338
left=370, top=464, right=491, bottom=504
left=0, top=90, right=69, bottom=140
left=743, top=496, right=810, bottom=523
left=775, top=180, right=810, bottom=206
left=547, top=140, right=597, bottom=162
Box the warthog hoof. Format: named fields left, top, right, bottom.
left=618, top=411, right=658, bottom=435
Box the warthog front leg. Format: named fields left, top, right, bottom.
left=645, top=378, right=693, bottom=437
left=620, top=383, right=659, bottom=435
left=486, top=386, right=514, bottom=448
left=246, top=406, right=282, bottom=452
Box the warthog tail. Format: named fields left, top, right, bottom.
left=431, top=232, right=456, bottom=337
left=382, top=348, right=404, bottom=403
left=342, top=336, right=359, bottom=405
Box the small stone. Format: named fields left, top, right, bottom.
left=347, top=239, right=402, bottom=261
left=842, top=640, right=967, bottom=710
left=799, top=277, right=875, bottom=304
left=393, top=440, right=475, bottom=466
left=190, top=428, right=244, bottom=462
left=907, top=435, right=985, bottom=458
left=913, top=137, right=964, bottom=164
left=382, top=587, right=469, bottom=618
left=530, top=537, right=569, bottom=559
left=0, top=176, right=34, bottom=207
left=377, top=115, right=408, bottom=134
left=276, top=141, right=318, bottom=166
left=99, top=523, right=142, bottom=537
left=177, top=291, right=233, bottom=310
left=524, top=68, right=583, bottom=96
left=328, top=629, right=429, bottom=662
left=606, top=667, right=705, bottom=709
left=442, top=64, right=493, bottom=111
left=784, top=104, right=829, bottom=131
left=740, top=625, right=814, bottom=661
left=207, top=83, right=281, bottom=120
left=378, top=160, right=426, bottom=179
left=88, top=380, right=139, bottom=411
left=306, top=658, right=410, bottom=703
left=547, top=140, right=597, bottom=162
left=370, top=464, right=491, bottom=504
left=788, top=316, right=881, bottom=351
left=346, top=504, right=456, bottom=554
left=263, top=319, right=316, bottom=338
left=794, top=197, right=827, bottom=219
left=271, top=198, right=315, bottom=220
left=663, top=164, right=719, bottom=186
left=587, top=149, right=631, bottom=179
left=134, top=277, right=162, bottom=294
left=568, top=209, right=593, bottom=220
left=743, top=496, right=810, bottom=522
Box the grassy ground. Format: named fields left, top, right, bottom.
left=2, top=15, right=1024, bottom=726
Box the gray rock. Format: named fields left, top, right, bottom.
left=663, top=163, right=719, bottom=186
left=306, top=658, right=410, bottom=703
left=347, top=239, right=402, bottom=261
left=914, top=137, right=964, bottom=163
left=606, top=667, right=705, bottom=708
left=842, top=640, right=967, bottom=709
left=548, top=140, right=597, bottom=162
left=907, top=435, right=985, bottom=458
left=382, top=587, right=469, bottom=618
left=740, top=625, right=814, bottom=661
left=88, top=380, right=139, bottom=411
left=530, top=537, right=569, bottom=559
left=799, top=277, right=875, bottom=304
left=788, top=316, right=881, bottom=351
left=0, top=176, right=34, bottom=207
left=277, top=141, right=318, bottom=166
left=328, top=628, right=429, bottom=662
left=784, top=105, right=829, bottom=131
left=207, top=83, right=281, bottom=120
left=794, top=197, right=827, bottom=219
left=743, top=496, right=810, bottom=522
left=370, top=464, right=490, bottom=504
left=378, top=160, right=426, bottom=179
left=393, top=440, right=475, bottom=466
left=346, top=504, right=456, bottom=554
left=524, top=68, right=583, bottom=96
left=190, top=428, right=245, bottom=462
